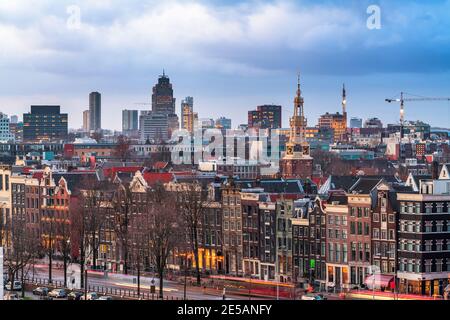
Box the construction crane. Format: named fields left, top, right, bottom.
left=385, top=92, right=450, bottom=137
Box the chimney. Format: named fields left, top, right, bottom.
left=431, top=161, right=439, bottom=180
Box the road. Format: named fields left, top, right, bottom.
left=27, top=264, right=263, bottom=300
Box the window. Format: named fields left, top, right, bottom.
left=343, top=244, right=348, bottom=263
left=425, top=240, right=432, bottom=252
left=388, top=214, right=395, bottom=223
left=342, top=216, right=347, bottom=226
left=373, top=212, right=379, bottom=222
left=350, top=222, right=356, bottom=235
left=364, top=223, right=370, bottom=236
left=357, top=222, right=363, bottom=235
left=364, top=208, right=369, bottom=218
left=365, top=244, right=370, bottom=262
left=425, top=260, right=432, bottom=273
left=351, top=242, right=356, bottom=261
left=436, top=259, right=443, bottom=272
left=373, top=228, right=379, bottom=239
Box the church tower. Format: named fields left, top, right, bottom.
left=280, top=74, right=314, bottom=180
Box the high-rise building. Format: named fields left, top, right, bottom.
left=280, top=75, right=313, bottom=180
left=10, top=115, right=18, bottom=124
left=215, top=117, right=232, bottom=130
left=83, top=110, right=90, bottom=133
left=248, top=105, right=282, bottom=129
left=317, top=85, right=348, bottom=142
left=23, top=106, right=68, bottom=142
left=152, top=71, right=175, bottom=115
left=197, top=118, right=215, bottom=129
left=89, top=92, right=101, bottom=132
left=122, top=110, right=139, bottom=136
left=139, top=111, right=169, bottom=143
left=364, top=117, right=383, bottom=129
left=168, top=113, right=180, bottom=138
left=181, top=97, right=196, bottom=134
left=350, top=117, right=363, bottom=128
left=0, top=113, right=15, bottom=143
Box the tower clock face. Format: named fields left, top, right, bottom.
left=302, top=146, right=310, bottom=155
left=287, top=146, right=294, bottom=155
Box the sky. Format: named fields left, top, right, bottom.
left=0, top=0, right=449, bottom=130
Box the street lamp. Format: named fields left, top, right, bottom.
left=0, top=246, right=4, bottom=301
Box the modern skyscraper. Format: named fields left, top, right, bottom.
left=122, top=110, right=139, bottom=135
left=23, top=106, right=68, bottom=142
left=350, top=117, right=363, bottom=128
left=152, top=71, right=175, bottom=115
left=0, top=113, right=15, bottom=143
left=89, top=92, right=101, bottom=132
left=215, top=117, right=232, bottom=130
left=139, top=111, right=169, bottom=143
left=317, top=85, right=348, bottom=142
left=83, top=110, right=90, bottom=133
left=181, top=97, right=196, bottom=134
left=248, top=105, right=282, bottom=129
left=9, top=115, right=18, bottom=124
left=280, top=75, right=313, bottom=180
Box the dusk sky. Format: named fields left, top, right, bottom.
left=0, top=0, right=449, bottom=130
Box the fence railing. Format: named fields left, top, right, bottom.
left=24, top=277, right=184, bottom=300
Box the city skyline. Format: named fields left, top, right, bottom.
left=0, top=1, right=449, bottom=130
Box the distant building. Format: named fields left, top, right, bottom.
left=23, top=106, right=68, bottom=143
left=139, top=111, right=169, bottom=143
left=197, top=118, right=215, bottom=129
left=83, top=110, right=90, bottom=133
left=9, top=122, right=23, bottom=142
left=215, top=117, right=232, bottom=130
left=364, top=117, right=383, bottom=129
left=317, top=85, right=348, bottom=142
left=387, top=121, right=431, bottom=140
left=181, top=97, right=196, bottom=134
left=122, top=110, right=139, bottom=136
left=167, top=113, right=179, bottom=138
left=318, top=112, right=347, bottom=143
left=0, top=113, right=15, bottom=143
left=248, top=105, right=282, bottom=129
left=89, top=92, right=101, bottom=132
left=10, top=115, right=18, bottom=124
left=152, top=71, right=175, bottom=115
left=350, top=117, right=363, bottom=128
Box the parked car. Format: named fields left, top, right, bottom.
left=5, top=281, right=22, bottom=291
left=98, top=295, right=113, bottom=301
left=301, top=293, right=327, bottom=301
left=4, top=293, right=20, bottom=300
left=48, top=289, right=68, bottom=299
left=80, top=292, right=99, bottom=300
left=68, top=291, right=83, bottom=301
left=33, top=287, right=49, bottom=296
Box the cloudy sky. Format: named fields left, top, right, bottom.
left=0, top=0, right=449, bottom=130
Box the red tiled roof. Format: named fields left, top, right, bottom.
left=32, top=172, right=44, bottom=179
left=143, top=172, right=174, bottom=185
left=153, top=161, right=169, bottom=170
left=104, top=166, right=142, bottom=178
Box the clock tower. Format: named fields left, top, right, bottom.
left=280, top=74, right=314, bottom=180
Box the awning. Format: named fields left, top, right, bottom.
left=364, top=274, right=395, bottom=289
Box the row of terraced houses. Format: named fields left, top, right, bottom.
left=0, top=163, right=449, bottom=297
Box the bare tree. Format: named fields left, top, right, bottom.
left=174, top=182, right=209, bottom=286
left=144, top=183, right=181, bottom=299
left=112, top=183, right=134, bottom=275
left=57, top=217, right=72, bottom=288
left=71, top=176, right=111, bottom=289
left=4, top=213, right=40, bottom=298
left=114, top=135, right=132, bottom=162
